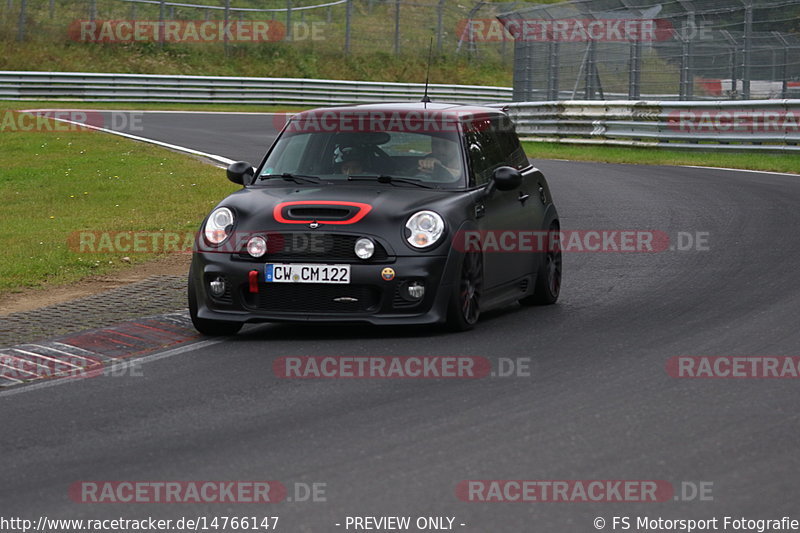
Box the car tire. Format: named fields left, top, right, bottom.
left=446, top=250, right=483, bottom=332
left=188, top=268, right=243, bottom=337
left=520, top=219, right=561, bottom=306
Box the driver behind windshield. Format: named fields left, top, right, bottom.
left=336, top=146, right=372, bottom=176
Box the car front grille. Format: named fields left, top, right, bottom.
left=238, top=233, right=389, bottom=262
left=246, top=283, right=381, bottom=314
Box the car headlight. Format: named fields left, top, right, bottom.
left=405, top=210, right=444, bottom=248
left=204, top=207, right=234, bottom=246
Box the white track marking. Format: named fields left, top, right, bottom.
left=2, top=352, right=58, bottom=372
left=26, top=344, right=102, bottom=364
left=19, top=112, right=237, bottom=166
left=12, top=348, right=82, bottom=368
left=0, top=339, right=225, bottom=397
left=0, top=361, right=39, bottom=379
left=679, top=165, right=800, bottom=177
left=51, top=341, right=108, bottom=356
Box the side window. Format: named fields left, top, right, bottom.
left=466, top=119, right=505, bottom=186
left=495, top=118, right=530, bottom=170
left=261, top=133, right=313, bottom=175
left=465, top=130, right=491, bottom=186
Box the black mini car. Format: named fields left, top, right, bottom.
left=188, top=103, right=561, bottom=335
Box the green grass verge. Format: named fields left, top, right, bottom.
left=0, top=123, right=238, bottom=296
left=1, top=101, right=312, bottom=112
left=525, top=142, right=800, bottom=175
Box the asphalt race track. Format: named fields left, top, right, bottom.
left=2, top=111, right=799, bottom=532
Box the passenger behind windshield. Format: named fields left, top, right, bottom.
left=417, top=136, right=461, bottom=180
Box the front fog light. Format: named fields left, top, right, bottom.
left=406, top=281, right=425, bottom=300
left=247, top=235, right=267, bottom=257
left=209, top=276, right=226, bottom=297
left=355, top=237, right=375, bottom=259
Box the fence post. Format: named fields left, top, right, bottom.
left=344, top=0, right=352, bottom=55
left=394, top=0, right=400, bottom=56
left=436, top=0, right=445, bottom=54
left=774, top=32, right=789, bottom=99
left=16, top=0, right=25, bottom=41
left=628, top=38, right=641, bottom=99
left=49, top=0, right=53, bottom=19
left=547, top=41, right=559, bottom=100
left=224, top=0, right=230, bottom=54
left=286, top=0, right=292, bottom=41
left=720, top=30, right=737, bottom=99
left=89, top=0, right=96, bottom=21
left=742, top=1, right=752, bottom=99
left=158, top=0, right=165, bottom=47
left=584, top=39, right=596, bottom=99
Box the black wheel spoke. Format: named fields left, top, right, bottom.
left=459, top=252, right=482, bottom=325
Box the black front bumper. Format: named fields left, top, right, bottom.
left=191, top=251, right=459, bottom=326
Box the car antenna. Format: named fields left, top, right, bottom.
left=421, top=37, right=433, bottom=107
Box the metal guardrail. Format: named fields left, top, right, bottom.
left=0, top=71, right=513, bottom=106
left=502, top=100, right=800, bottom=151
left=119, top=0, right=348, bottom=13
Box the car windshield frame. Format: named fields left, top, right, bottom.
left=254, top=116, right=472, bottom=190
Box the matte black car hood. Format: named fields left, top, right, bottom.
left=214, top=184, right=477, bottom=255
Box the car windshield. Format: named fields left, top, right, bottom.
left=258, top=118, right=467, bottom=187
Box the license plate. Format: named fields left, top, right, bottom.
left=265, top=263, right=350, bottom=284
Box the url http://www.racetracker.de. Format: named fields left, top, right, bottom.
left=0, top=516, right=280, bottom=532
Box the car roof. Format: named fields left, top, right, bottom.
left=291, top=102, right=507, bottom=123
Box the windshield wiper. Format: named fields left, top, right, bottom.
left=259, top=173, right=323, bottom=184
left=347, top=174, right=436, bottom=189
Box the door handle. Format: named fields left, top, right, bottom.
left=474, top=203, right=486, bottom=219
left=518, top=192, right=530, bottom=204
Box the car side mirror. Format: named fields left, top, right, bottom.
left=227, top=161, right=255, bottom=186
left=492, top=166, right=522, bottom=191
